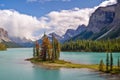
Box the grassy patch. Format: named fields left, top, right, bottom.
left=26, top=58, right=120, bottom=74
left=26, top=58, right=99, bottom=70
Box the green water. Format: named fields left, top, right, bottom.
left=60, top=52, right=120, bottom=65
left=0, top=48, right=119, bottom=80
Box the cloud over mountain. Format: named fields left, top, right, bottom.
left=0, top=0, right=117, bottom=40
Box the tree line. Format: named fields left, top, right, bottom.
left=61, top=39, right=120, bottom=52
left=33, top=33, right=60, bottom=61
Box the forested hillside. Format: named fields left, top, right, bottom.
left=61, top=38, right=120, bottom=52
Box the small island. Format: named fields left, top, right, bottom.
left=27, top=33, right=120, bottom=75
left=27, top=33, right=98, bottom=70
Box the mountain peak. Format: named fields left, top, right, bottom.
left=0, top=28, right=11, bottom=42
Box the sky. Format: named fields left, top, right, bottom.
left=0, top=0, right=117, bottom=40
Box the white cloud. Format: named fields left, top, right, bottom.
left=41, top=8, right=94, bottom=35
left=0, top=0, right=117, bottom=40
left=0, top=10, right=48, bottom=40
left=99, top=0, right=117, bottom=7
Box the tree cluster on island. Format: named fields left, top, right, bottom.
left=33, top=33, right=60, bottom=62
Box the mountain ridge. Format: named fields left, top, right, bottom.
left=66, top=1, right=120, bottom=41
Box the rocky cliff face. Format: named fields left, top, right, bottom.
left=68, top=1, right=120, bottom=41
left=87, top=5, right=115, bottom=33
left=0, top=28, right=11, bottom=42
left=97, top=2, right=120, bottom=39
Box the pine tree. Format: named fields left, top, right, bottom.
left=106, top=52, right=109, bottom=72
left=35, top=41, right=40, bottom=57
left=99, top=59, right=104, bottom=71
left=118, top=57, right=120, bottom=70
left=110, top=52, right=113, bottom=71
left=52, top=34, right=60, bottom=61
left=33, top=47, right=36, bottom=57
left=41, top=33, right=52, bottom=61
left=52, top=34, right=55, bottom=62
left=54, top=37, right=60, bottom=60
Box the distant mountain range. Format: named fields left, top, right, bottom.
left=0, top=28, right=22, bottom=47
left=0, top=28, right=33, bottom=47
left=10, top=37, right=34, bottom=47
left=1, top=1, right=120, bottom=47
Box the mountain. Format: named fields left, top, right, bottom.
left=0, top=28, right=11, bottom=42
left=0, top=28, right=22, bottom=47
left=68, top=1, right=120, bottom=41
left=62, top=25, right=87, bottom=41
left=62, top=29, right=75, bottom=41
left=10, top=37, right=34, bottom=47
left=99, top=1, right=120, bottom=39
left=1, top=41, right=22, bottom=48
left=48, top=32, right=63, bottom=42
left=37, top=32, right=63, bottom=44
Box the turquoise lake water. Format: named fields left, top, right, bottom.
left=0, top=48, right=120, bottom=80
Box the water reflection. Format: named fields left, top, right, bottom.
left=0, top=48, right=119, bottom=80
left=33, top=65, right=60, bottom=80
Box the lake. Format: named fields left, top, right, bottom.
left=0, top=48, right=119, bottom=80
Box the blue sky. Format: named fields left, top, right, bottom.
left=0, top=0, right=104, bottom=17
left=0, top=0, right=117, bottom=40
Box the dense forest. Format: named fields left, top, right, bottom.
left=0, top=43, right=7, bottom=50
left=61, top=39, right=120, bottom=52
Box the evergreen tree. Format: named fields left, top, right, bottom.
left=52, top=34, right=55, bottom=61
left=52, top=34, right=60, bottom=61
left=110, top=52, right=113, bottom=71
left=106, top=52, right=109, bottom=72
left=118, top=57, right=120, bottom=70
left=54, top=37, right=60, bottom=60
left=35, top=41, right=40, bottom=57
left=99, top=59, right=104, bottom=71
left=41, top=34, right=52, bottom=61
left=33, top=47, right=36, bottom=57
left=41, top=33, right=47, bottom=61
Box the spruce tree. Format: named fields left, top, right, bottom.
left=33, top=47, right=36, bottom=57
left=35, top=41, right=40, bottom=57
left=99, top=59, right=104, bottom=71
left=106, top=52, right=109, bottom=72
left=52, top=34, right=55, bottom=62
left=52, top=33, right=60, bottom=61
left=41, top=34, right=52, bottom=61
left=118, top=57, right=120, bottom=70
left=110, top=52, right=113, bottom=71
